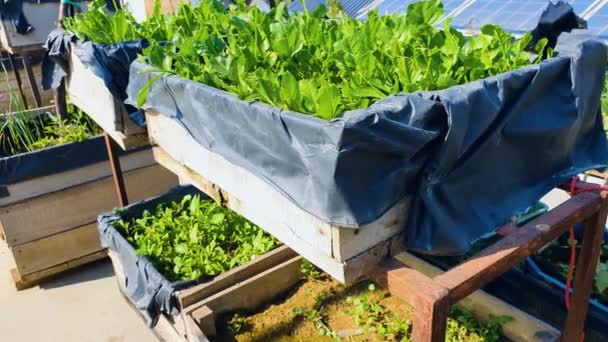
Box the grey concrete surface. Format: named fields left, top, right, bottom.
left=0, top=240, right=156, bottom=342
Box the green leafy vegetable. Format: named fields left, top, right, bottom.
left=138, top=0, right=548, bottom=120
left=0, top=108, right=100, bottom=157
left=64, top=0, right=550, bottom=121
left=114, top=194, right=279, bottom=281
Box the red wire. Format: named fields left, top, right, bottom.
left=565, top=176, right=608, bottom=341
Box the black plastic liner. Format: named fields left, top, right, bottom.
left=97, top=185, right=208, bottom=326
left=0, top=135, right=148, bottom=197
left=42, top=29, right=149, bottom=126
left=126, top=29, right=608, bottom=255
left=485, top=264, right=608, bottom=342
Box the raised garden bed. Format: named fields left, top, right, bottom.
left=99, top=185, right=303, bottom=341
left=130, top=1, right=607, bottom=284
left=0, top=109, right=177, bottom=289
left=215, top=257, right=556, bottom=342
left=43, top=0, right=149, bottom=150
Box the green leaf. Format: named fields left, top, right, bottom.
left=136, top=73, right=164, bottom=108
left=596, top=262, right=608, bottom=293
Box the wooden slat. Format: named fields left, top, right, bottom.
left=1, top=164, right=178, bottom=246
left=0, top=146, right=156, bottom=207
left=178, top=245, right=297, bottom=309
left=12, top=222, right=102, bottom=275
left=434, top=190, right=604, bottom=303
left=189, top=256, right=303, bottom=337
left=10, top=249, right=107, bottom=290
left=331, top=197, right=410, bottom=260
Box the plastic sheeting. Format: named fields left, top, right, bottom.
left=127, top=26, right=608, bottom=256
left=0, top=134, right=149, bottom=197
left=97, top=185, right=209, bottom=326
left=42, top=29, right=148, bottom=126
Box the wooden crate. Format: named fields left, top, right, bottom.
left=1, top=147, right=178, bottom=289
left=66, top=48, right=148, bottom=150
left=146, top=111, right=409, bottom=283
left=0, top=3, right=59, bottom=54
left=109, top=245, right=303, bottom=341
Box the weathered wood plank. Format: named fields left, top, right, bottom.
left=10, top=249, right=107, bottom=290
left=189, top=256, right=303, bottom=337
left=178, top=245, right=297, bottom=309
left=332, top=197, right=410, bottom=261
left=1, top=164, right=178, bottom=246
left=67, top=49, right=148, bottom=150
left=12, top=222, right=102, bottom=276
left=0, top=146, right=156, bottom=207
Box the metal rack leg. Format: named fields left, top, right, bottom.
left=561, top=195, right=608, bottom=341
left=21, top=53, right=42, bottom=108
left=104, top=132, right=129, bottom=207
left=6, top=53, right=29, bottom=109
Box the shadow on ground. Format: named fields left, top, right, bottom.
left=39, top=258, right=114, bottom=290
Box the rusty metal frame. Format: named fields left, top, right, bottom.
left=368, top=181, right=608, bottom=342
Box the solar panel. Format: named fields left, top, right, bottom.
left=449, top=0, right=594, bottom=33
left=585, top=3, right=608, bottom=39
left=371, top=0, right=461, bottom=16
left=287, top=0, right=376, bottom=18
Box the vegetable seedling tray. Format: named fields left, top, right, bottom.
left=0, top=137, right=177, bottom=289
left=100, top=186, right=302, bottom=341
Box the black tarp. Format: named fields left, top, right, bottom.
left=97, top=185, right=209, bottom=326
left=0, top=134, right=149, bottom=197
left=126, top=24, right=608, bottom=255
left=42, top=29, right=148, bottom=126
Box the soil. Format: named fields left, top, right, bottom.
left=215, top=275, right=505, bottom=342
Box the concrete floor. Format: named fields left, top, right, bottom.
left=0, top=240, right=156, bottom=342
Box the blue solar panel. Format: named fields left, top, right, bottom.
left=585, top=3, right=608, bottom=39
left=449, top=0, right=594, bottom=32
left=372, top=0, right=461, bottom=16
left=288, top=0, right=376, bottom=18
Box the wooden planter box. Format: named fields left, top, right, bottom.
left=0, top=3, right=59, bottom=54
left=0, top=137, right=178, bottom=289
left=146, top=111, right=410, bottom=283
left=102, top=187, right=302, bottom=341
left=66, top=48, right=148, bottom=150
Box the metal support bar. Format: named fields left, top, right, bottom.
left=20, top=53, right=42, bottom=108
left=104, top=132, right=129, bottom=207
left=6, top=53, right=29, bottom=109
left=369, top=187, right=608, bottom=341
left=562, top=201, right=608, bottom=340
